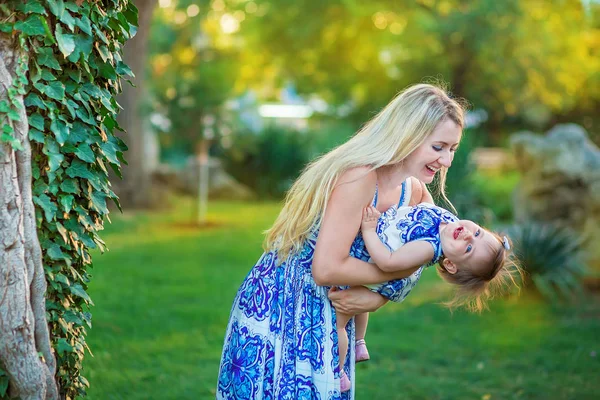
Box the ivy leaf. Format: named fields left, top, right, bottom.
left=67, top=33, right=93, bottom=63
left=14, top=14, right=46, bottom=36
left=74, top=144, right=95, bottom=163
left=42, top=81, right=66, bottom=101
left=68, top=122, right=89, bottom=144
left=36, top=47, right=61, bottom=70
left=29, top=113, right=45, bottom=131
left=70, top=283, right=93, bottom=304
left=59, top=194, right=74, bottom=213
left=47, top=0, right=65, bottom=19
left=17, top=2, right=48, bottom=14
left=115, top=61, right=134, bottom=77
left=60, top=179, right=79, bottom=194
left=47, top=243, right=66, bottom=260
left=50, top=119, right=69, bottom=145
left=66, top=159, right=95, bottom=180
left=34, top=194, right=57, bottom=222
left=25, top=93, right=47, bottom=110
left=55, top=24, right=76, bottom=57
left=41, top=70, right=57, bottom=81
left=74, top=15, right=92, bottom=35
left=60, top=10, right=76, bottom=31
left=55, top=338, right=73, bottom=355
left=29, top=128, right=45, bottom=143
left=0, top=100, right=9, bottom=113
left=90, top=190, right=108, bottom=214
left=47, top=150, right=65, bottom=173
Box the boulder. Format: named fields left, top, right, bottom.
left=511, top=124, right=600, bottom=271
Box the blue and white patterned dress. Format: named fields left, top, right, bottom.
left=365, top=203, right=458, bottom=302
left=217, top=180, right=414, bottom=400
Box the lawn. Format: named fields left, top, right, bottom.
left=83, top=198, right=600, bottom=400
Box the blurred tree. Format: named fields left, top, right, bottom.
left=116, top=0, right=158, bottom=208
left=148, top=0, right=239, bottom=161
left=222, top=0, right=600, bottom=140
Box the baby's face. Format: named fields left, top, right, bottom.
left=439, top=220, right=500, bottom=271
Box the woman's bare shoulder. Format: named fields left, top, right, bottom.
left=337, top=166, right=376, bottom=187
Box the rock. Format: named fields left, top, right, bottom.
left=511, top=124, right=600, bottom=271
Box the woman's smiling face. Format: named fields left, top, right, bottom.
left=403, top=118, right=462, bottom=184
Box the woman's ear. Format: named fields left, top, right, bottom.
left=442, top=258, right=458, bottom=274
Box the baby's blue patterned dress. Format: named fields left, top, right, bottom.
left=365, top=203, right=458, bottom=302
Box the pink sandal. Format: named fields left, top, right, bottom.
left=340, top=370, right=351, bottom=392
left=355, top=339, right=370, bottom=363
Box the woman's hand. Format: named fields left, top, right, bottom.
left=328, top=286, right=388, bottom=315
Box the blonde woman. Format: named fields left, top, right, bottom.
left=217, top=84, right=465, bottom=399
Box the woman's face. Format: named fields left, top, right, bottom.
left=404, top=119, right=462, bottom=184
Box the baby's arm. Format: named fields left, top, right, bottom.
left=361, top=206, right=435, bottom=272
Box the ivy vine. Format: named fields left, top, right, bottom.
left=0, top=0, right=136, bottom=398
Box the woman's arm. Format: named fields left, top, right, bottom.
left=312, top=168, right=419, bottom=286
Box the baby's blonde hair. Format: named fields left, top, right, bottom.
left=437, top=234, right=523, bottom=312
left=264, top=83, right=466, bottom=261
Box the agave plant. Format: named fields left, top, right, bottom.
left=505, top=222, right=588, bottom=301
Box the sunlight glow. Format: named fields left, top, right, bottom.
left=187, top=4, right=200, bottom=17
left=258, top=104, right=313, bottom=119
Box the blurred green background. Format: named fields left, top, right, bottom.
left=84, top=0, right=600, bottom=399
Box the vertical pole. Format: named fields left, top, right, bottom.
left=198, top=139, right=209, bottom=225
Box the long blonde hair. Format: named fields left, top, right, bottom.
left=264, top=83, right=466, bottom=261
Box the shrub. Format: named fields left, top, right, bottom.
left=505, top=222, right=587, bottom=301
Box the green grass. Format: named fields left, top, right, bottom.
left=83, top=198, right=600, bottom=400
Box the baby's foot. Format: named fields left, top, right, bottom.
left=355, top=339, right=370, bottom=363
left=340, top=370, right=351, bottom=392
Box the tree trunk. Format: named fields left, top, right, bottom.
left=0, top=36, right=58, bottom=400
left=114, top=0, right=158, bottom=208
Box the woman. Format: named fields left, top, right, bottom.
left=217, top=84, right=465, bottom=399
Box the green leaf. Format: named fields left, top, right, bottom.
left=47, top=150, right=65, bottom=173
left=7, top=108, right=20, bottom=121
left=60, top=179, right=79, bottom=194
left=67, top=68, right=82, bottom=83
left=47, top=243, right=66, bottom=260
left=74, top=15, right=92, bottom=36
left=29, top=128, right=45, bottom=143
left=50, top=119, right=69, bottom=145
left=56, top=338, right=72, bottom=355
left=2, top=124, right=13, bottom=135
left=0, top=374, right=8, bottom=397
left=67, top=33, right=93, bottom=63
left=90, top=190, right=108, bottom=214
left=42, top=81, right=66, bottom=101
left=14, top=14, right=46, bottom=36
left=0, top=100, right=9, bottom=113
left=65, top=159, right=95, bottom=180
left=17, top=2, right=48, bottom=15
left=59, top=194, right=74, bottom=213
left=36, top=47, right=61, bottom=70
left=46, top=0, right=65, bottom=19
left=115, top=61, right=134, bottom=77
left=55, top=24, right=76, bottom=57
left=63, top=310, right=83, bottom=325
left=60, top=10, right=76, bottom=31
left=41, top=70, right=57, bottom=81
left=68, top=122, right=89, bottom=144
left=25, top=92, right=47, bottom=109
left=70, top=283, right=93, bottom=304
left=34, top=194, right=57, bottom=222
left=74, top=144, right=95, bottom=163
left=29, top=113, right=45, bottom=130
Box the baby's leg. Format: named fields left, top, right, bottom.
left=336, top=311, right=352, bottom=369
left=355, top=312, right=369, bottom=341
left=354, top=312, right=371, bottom=362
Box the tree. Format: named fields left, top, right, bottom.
left=114, top=0, right=157, bottom=208
left=0, top=1, right=134, bottom=398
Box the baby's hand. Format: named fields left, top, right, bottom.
left=361, top=206, right=381, bottom=232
